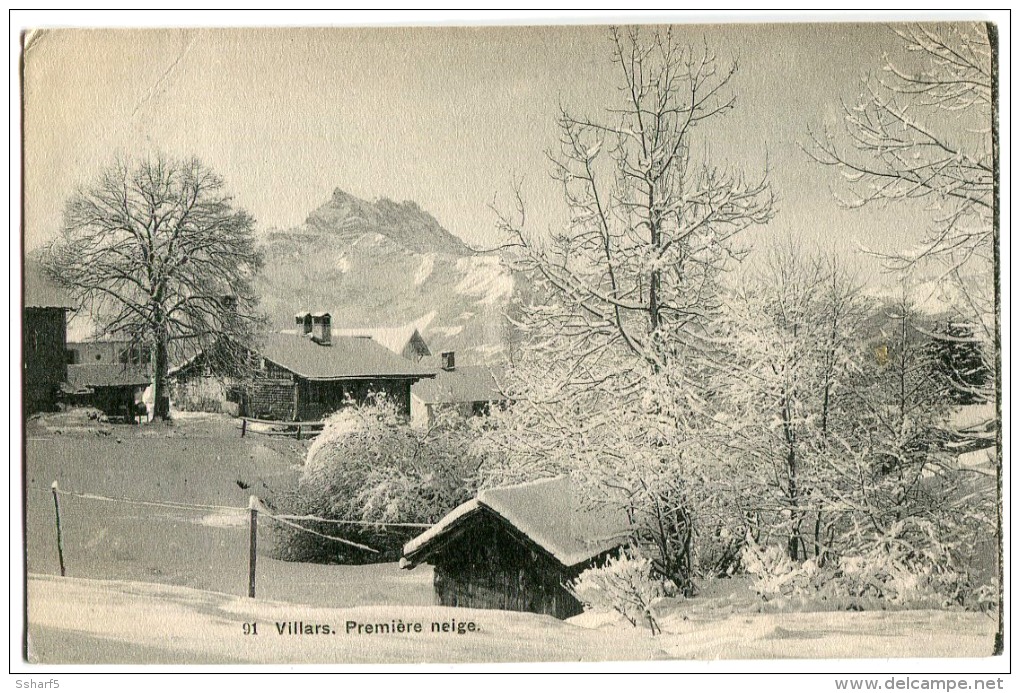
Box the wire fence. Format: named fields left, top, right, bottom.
left=28, top=482, right=433, bottom=599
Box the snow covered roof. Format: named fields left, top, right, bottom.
left=262, top=332, right=435, bottom=381
left=402, top=476, right=632, bottom=569
left=333, top=324, right=430, bottom=358
left=66, top=364, right=150, bottom=389
left=411, top=365, right=506, bottom=405
left=950, top=403, right=996, bottom=433
left=957, top=447, right=995, bottom=470
left=24, top=259, right=75, bottom=309
left=332, top=314, right=436, bottom=358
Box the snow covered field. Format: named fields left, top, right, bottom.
left=23, top=413, right=1000, bottom=665
left=27, top=574, right=997, bottom=664
left=27, top=575, right=657, bottom=664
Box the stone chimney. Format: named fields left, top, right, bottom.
left=441, top=351, right=455, bottom=371
left=311, top=312, right=332, bottom=346
left=295, top=312, right=312, bottom=336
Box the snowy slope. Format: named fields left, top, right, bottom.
left=27, top=574, right=660, bottom=664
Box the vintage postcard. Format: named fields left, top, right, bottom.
left=18, top=16, right=1006, bottom=673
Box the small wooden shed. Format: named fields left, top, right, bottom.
left=63, top=364, right=150, bottom=421
left=401, top=476, right=632, bottom=619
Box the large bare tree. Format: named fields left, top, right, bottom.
left=43, top=154, right=264, bottom=420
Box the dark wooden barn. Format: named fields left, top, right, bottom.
left=63, top=364, right=150, bottom=421
left=249, top=312, right=435, bottom=421
left=402, top=476, right=632, bottom=620
left=23, top=260, right=75, bottom=414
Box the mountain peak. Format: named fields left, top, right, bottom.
left=305, top=189, right=473, bottom=256
left=258, top=192, right=513, bottom=365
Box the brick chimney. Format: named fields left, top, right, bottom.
left=295, top=312, right=312, bottom=336
left=311, top=312, right=332, bottom=346
left=441, top=351, right=455, bottom=371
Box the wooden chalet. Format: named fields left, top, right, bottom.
left=66, top=339, right=151, bottom=368
left=249, top=312, right=435, bottom=421
left=402, top=476, right=632, bottom=619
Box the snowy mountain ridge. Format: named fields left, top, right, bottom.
left=256, top=190, right=514, bottom=364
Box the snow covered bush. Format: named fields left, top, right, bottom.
left=569, top=551, right=676, bottom=633
left=834, top=520, right=974, bottom=609
left=740, top=538, right=843, bottom=607
left=742, top=520, right=986, bottom=611
left=269, top=397, right=475, bottom=563
left=967, top=580, right=999, bottom=614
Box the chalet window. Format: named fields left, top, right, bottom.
left=66, top=349, right=79, bottom=365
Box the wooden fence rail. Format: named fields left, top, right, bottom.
left=239, top=417, right=326, bottom=440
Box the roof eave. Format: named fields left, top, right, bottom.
left=263, top=356, right=436, bottom=383
left=402, top=501, right=484, bottom=567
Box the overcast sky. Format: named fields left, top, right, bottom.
left=21, top=20, right=990, bottom=283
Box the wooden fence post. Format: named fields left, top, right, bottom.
left=296, top=424, right=302, bottom=441
left=241, top=418, right=247, bottom=438
left=51, top=481, right=66, bottom=577
left=248, top=495, right=258, bottom=598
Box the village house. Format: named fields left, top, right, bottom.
left=410, top=351, right=507, bottom=426
left=23, top=259, right=75, bottom=414
left=333, top=321, right=507, bottom=426
left=248, top=311, right=435, bottom=421
left=401, top=476, right=632, bottom=619
left=169, top=356, right=241, bottom=414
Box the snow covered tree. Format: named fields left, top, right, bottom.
left=805, top=22, right=997, bottom=403
left=568, top=551, right=675, bottom=632
left=847, top=293, right=955, bottom=524
left=42, top=154, right=264, bottom=420
left=480, top=27, right=774, bottom=593
left=712, top=250, right=869, bottom=562
left=804, top=26, right=998, bottom=616
left=715, top=259, right=993, bottom=602
left=843, top=292, right=994, bottom=584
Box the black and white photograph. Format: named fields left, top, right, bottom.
left=13, top=11, right=1008, bottom=677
